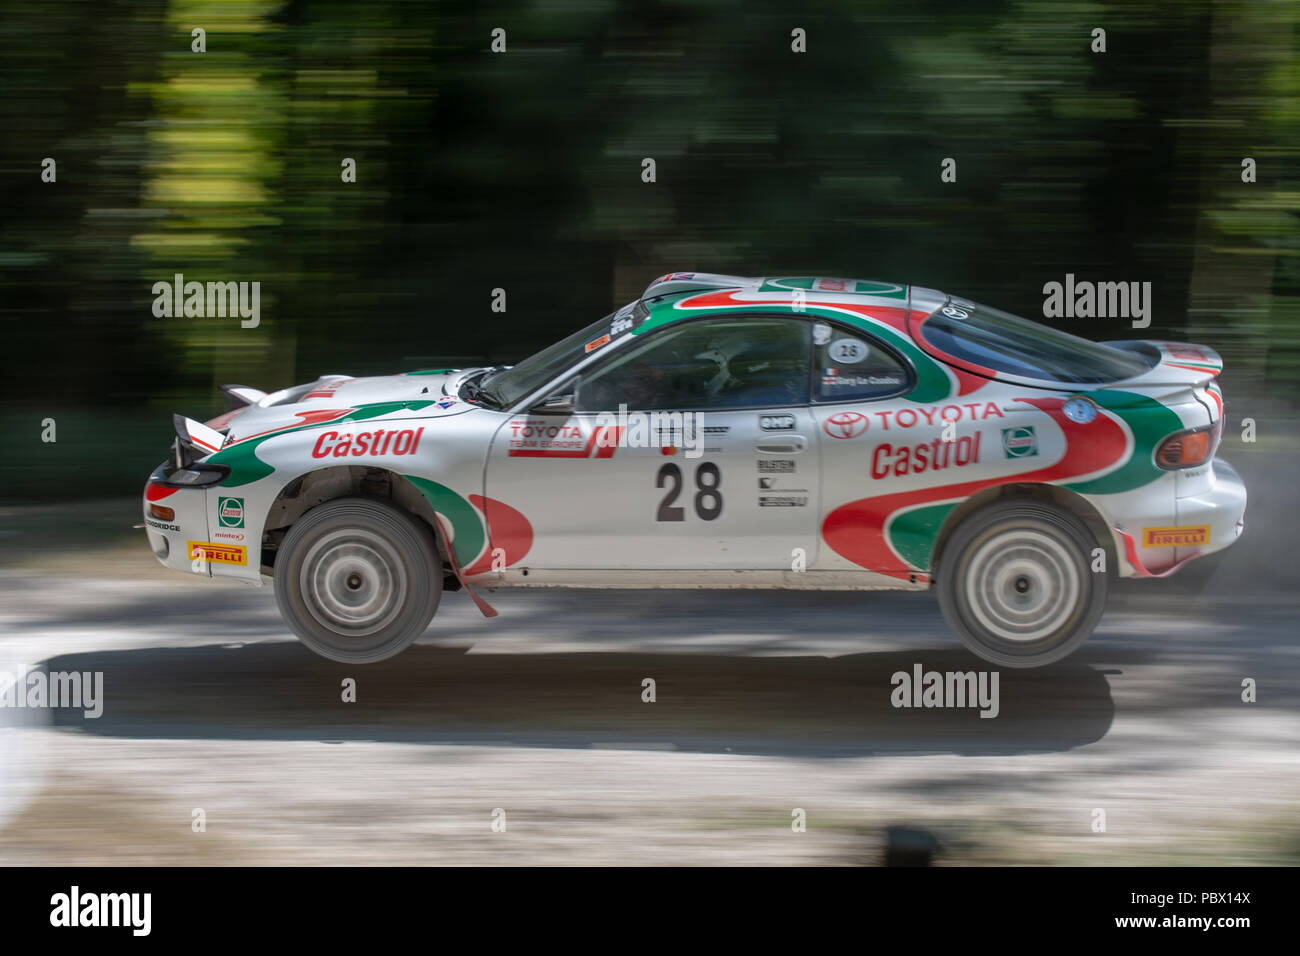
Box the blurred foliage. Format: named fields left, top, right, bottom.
left=0, top=0, right=1297, bottom=500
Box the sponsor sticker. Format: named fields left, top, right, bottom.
left=1001, top=426, right=1038, bottom=458
left=760, top=414, right=796, bottom=431
left=833, top=402, right=1003, bottom=431
left=217, top=496, right=245, bottom=528
left=872, top=433, right=982, bottom=478
left=145, top=519, right=181, bottom=533
left=1142, top=525, right=1210, bottom=548
left=757, top=459, right=795, bottom=473
left=213, top=531, right=246, bottom=542
left=823, top=411, right=869, bottom=439
left=759, top=494, right=809, bottom=507
left=506, top=419, right=620, bottom=458
left=584, top=334, right=611, bottom=353
left=311, top=427, right=425, bottom=459
left=187, top=540, right=247, bottom=566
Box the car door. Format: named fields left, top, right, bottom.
left=805, top=319, right=933, bottom=575
left=483, top=313, right=820, bottom=570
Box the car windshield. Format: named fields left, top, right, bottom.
left=919, top=300, right=1155, bottom=384
left=477, top=314, right=617, bottom=408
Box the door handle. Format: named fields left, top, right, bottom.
left=755, top=435, right=807, bottom=453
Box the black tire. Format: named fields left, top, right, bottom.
left=936, top=500, right=1106, bottom=668
left=273, top=498, right=441, bottom=663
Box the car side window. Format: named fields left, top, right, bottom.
left=811, top=321, right=911, bottom=402
left=575, top=316, right=811, bottom=411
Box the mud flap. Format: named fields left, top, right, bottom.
left=1114, top=527, right=1200, bottom=578
left=432, top=515, right=498, bottom=618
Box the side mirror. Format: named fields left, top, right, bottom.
left=532, top=378, right=578, bottom=415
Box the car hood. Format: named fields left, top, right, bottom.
left=215, top=369, right=480, bottom=446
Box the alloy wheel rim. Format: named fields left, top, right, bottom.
left=964, top=527, right=1081, bottom=643
left=300, top=529, right=407, bottom=637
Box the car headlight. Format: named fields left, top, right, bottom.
left=154, top=462, right=230, bottom=488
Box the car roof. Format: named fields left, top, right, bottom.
left=626, top=276, right=960, bottom=404
left=642, top=273, right=913, bottom=301
left=636, top=274, right=933, bottom=331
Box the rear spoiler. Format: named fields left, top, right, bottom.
left=1104, top=340, right=1224, bottom=387
left=1150, top=341, right=1222, bottom=380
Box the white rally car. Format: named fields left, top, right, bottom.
left=144, top=273, right=1246, bottom=667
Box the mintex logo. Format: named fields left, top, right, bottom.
left=218, top=496, right=244, bottom=528
left=1001, top=426, right=1038, bottom=458
left=1142, top=525, right=1210, bottom=548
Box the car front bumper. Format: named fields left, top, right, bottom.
left=142, top=465, right=212, bottom=576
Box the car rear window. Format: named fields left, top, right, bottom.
left=918, top=300, right=1155, bottom=384
left=812, top=321, right=911, bottom=402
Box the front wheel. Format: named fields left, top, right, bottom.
left=936, top=501, right=1106, bottom=668
left=273, top=498, right=441, bottom=663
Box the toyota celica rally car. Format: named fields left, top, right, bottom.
left=143, top=273, right=1246, bottom=667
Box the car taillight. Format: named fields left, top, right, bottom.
left=1156, top=420, right=1221, bottom=469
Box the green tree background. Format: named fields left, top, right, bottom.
left=0, top=0, right=1296, bottom=500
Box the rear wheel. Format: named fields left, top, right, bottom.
left=937, top=501, right=1106, bottom=668
left=273, top=498, right=441, bottom=663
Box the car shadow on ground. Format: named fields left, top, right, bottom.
left=45, top=642, right=1117, bottom=757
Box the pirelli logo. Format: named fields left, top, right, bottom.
left=188, top=540, right=248, bottom=566
left=1141, top=525, right=1210, bottom=548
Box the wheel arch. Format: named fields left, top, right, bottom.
left=259, top=465, right=451, bottom=574
left=928, top=482, right=1115, bottom=583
